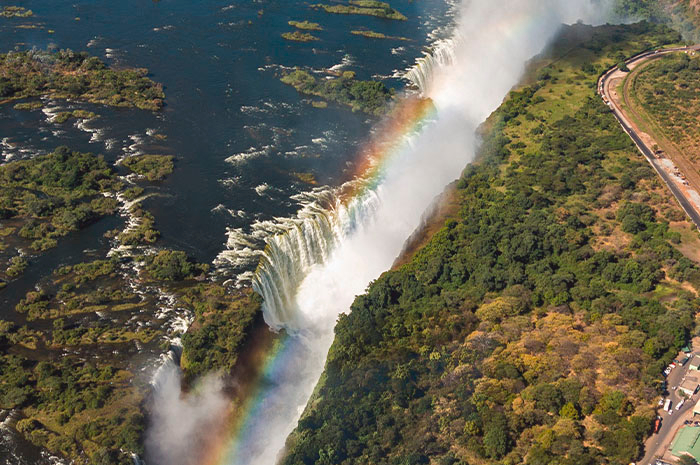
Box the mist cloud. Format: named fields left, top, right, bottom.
left=145, top=359, right=229, bottom=465
left=146, top=2, right=620, bottom=465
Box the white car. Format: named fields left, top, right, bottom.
left=677, top=400, right=685, bottom=410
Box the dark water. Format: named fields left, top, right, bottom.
left=1, top=0, right=453, bottom=275
left=0, top=1, right=453, bottom=463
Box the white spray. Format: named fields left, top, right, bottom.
left=228, top=1, right=615, bottom=464
left=146, top=356, right=229, bottom=465
left=146, top=1, right=616, bottom=464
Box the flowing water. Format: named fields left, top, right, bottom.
left=0, top=1, right=618, bottom=464
left=0, top=0, right=456, bottom=295
left=217, top=2, right=617, bottom=465
left=0, top=2, right=455, bottom=463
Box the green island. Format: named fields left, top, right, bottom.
left=121, top=154, right=174, bottom=181
left=0, top=146, right=121, bottom=281
left=351, top=29, right=409, bottom=41
left=53, top=110, right=98, bottom=124
left=291, top=171, right=319, bottom=184
left=288, top=20, right=323, bottom=31
left=282, top=22, right=700, bottom=465
left=312, top=0, right=406, bottom=21
left=281, top=69, right=394, bottom=115
left=282, top=31, right=320, bottom=42
left=1, top=6, right=33, bottom=18
left=0, top=49, right=164, bottom=111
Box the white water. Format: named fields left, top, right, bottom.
left=138, top=1, right=622, bottom=464
left=227, top=1, right=615, bottom=464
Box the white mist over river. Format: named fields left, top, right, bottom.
left=149, top=1, right=615, bottom=465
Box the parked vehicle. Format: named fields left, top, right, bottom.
left=664, top=399, right=672, bottom=411
left=676, top=399, right=685, bottom=410
left=654, top=417, right=662, bottom=433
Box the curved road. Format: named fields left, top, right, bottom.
left=599, top=47, right=700, bottom=464
left=598, top=45, right=700, bottom=230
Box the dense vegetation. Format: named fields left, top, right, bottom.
left=282, top=22, right=700, bottom=465
left=289, top=20, right=323, bottom=31
left=180, top=286, right=261, bottom=383
left=351, top=29, right=409, bottom=41
left=0, top=146, right=120, bottom=282
left=122, top=154, right=174, bottom=181
left=281, top=69, right=394, bottom=115
left=282, top=31, right=320, bottom=42
left=615, top=0, right=700, bottom=40
left=312, top=0, right=406, bottom=21
left=0, top=49, right=164, bottom=111
left=1, top=255, right=159, bottom=464
left=2, top=245, right=261, bottom=464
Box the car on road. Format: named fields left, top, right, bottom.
left=676, top=399, right=685, bottom=410
left=664, top=399, right=672, bottom=411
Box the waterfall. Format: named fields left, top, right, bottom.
left=253, top=187, right=381, bottom=331
left=218, top=2, right=617, bottom=465
left=404, top=36, right=460, bottom=95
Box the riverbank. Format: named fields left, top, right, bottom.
left=281, top=21, right=700, bottom=465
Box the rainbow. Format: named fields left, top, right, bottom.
left=203, top=334, right=291, bottom=465
left=197, top=95, right=437, bottom=465
left=197, top=1, right=607, bottom=462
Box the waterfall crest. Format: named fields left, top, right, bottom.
left=404, top=36, right=460, bottom=95
left=225, top=3, right=618, bottom=464
left=252, top=186, right=381, bottom=331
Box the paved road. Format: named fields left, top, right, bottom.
left=598, top=45, right=700, bottom=230
left=641, top=360, right=699, bottom=464
left=599, top=47, right=700, bottom=464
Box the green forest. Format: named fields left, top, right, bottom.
left=282, top=22, right=700, bottom=465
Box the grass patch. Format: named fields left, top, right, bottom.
left=282, top=31, right=319, bottom=42
left=351, top=29, right=409, bottom=40
left=288, top=20, right=323, bottom=31
left=121, top=154, right=174, bottom=181
left=281, top=69, right=394, bottom=115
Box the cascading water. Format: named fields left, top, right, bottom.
left=253, top=187, right=381, bottom=331
left=404, top=36, right=460, bottom=94
left=206, top=1, right=617, bottom=465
